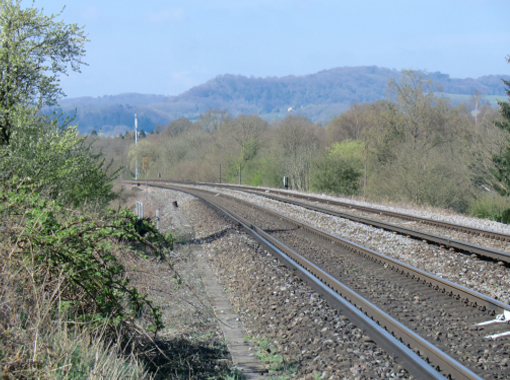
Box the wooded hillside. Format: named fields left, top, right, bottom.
left=52, top=66, right=509, bottom=135
left=94, top=68, right=510, bottom=221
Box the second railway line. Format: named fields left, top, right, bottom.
left=129, top=181, right=510, bottom=379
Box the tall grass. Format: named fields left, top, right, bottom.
left=0, top=245, right=151, bottom=379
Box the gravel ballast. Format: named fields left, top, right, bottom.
left=141, top=183, right=510, bottom=379
left=191, top=185, right=510, bottom=304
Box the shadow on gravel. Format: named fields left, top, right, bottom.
left=264, top=227, right=300, bottom=234
left=175, top=226, right=301, bottom=248
left=139, top=336, right=241, bottom=379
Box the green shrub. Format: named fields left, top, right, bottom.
left=0, top=179, right=173, bottom=333
left=1, top=111, right=119, bottom=209
left=311, top=140, right=364, bottom=195
left=467, top=192, right=510, bottom=223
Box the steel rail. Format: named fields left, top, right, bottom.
left=236, top=186, right=510, bottom=242
left=156, top=183, right=482, bottom=380
left=144, top=180, right=510, bottom=242
left=136, top=180, right=510, bottom=316
left=243, top=191, right=510, bottom=264
left=210, top=188, right=509, bottom=314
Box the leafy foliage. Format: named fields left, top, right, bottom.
left=467, top=192, right=510, bottom=223
left=491, top=56, right=510, bottom=196
left=0, top=179, right=173, bottom=333
left=0, top=0, right=87, bottom=145
left=312, top=140, right=364, bottom=195
left=0, top=110, right=118, bottom=208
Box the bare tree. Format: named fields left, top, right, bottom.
left=275, top=115, right=325, bottom=191
left=198, top=108, right=232, bottom=133
left=215, top=114, right=268, bottom=182
left=326, top=102, right=372, bottom=143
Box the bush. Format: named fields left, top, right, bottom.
left=311, top=140, right=364, bottom=195
left=0, top=179, right=173, bottom=333
left=0, top=111, right=118, bottom=209
left=467, top=192, right=510, bottom=223
left=367, top=144, right=472, bottom=212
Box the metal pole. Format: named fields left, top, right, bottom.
left=135, top=114, right=139, bottom=180
left=364, top=137, right=368, bottom=200
left=156, top=209, right=160, bottom=230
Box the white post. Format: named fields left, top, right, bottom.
left=135, top=114, right=139, bottom=180
left=135, top=201, right=144, bottom=219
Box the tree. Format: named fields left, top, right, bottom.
left=275, top=115, right=325, bottom=191
left=312, top=140, right=364, bottom=195
left=326, top=102, right=372, bottom=143
left=198, top=108, right=232, bottom=133
left=494, top=57, right=510, bottom=132
left=1, top=110, right=117, bottom=208
left=161, top=117, right=193, bottom=137
left=0, top=2, right=118, bottom=208
left=386, top=70, right=451, bottom=148
left=491, top=56, right=510, bottom=195
left=0, top=0, right=87, bottom=145
left=217, top=114, right=268, bottom=183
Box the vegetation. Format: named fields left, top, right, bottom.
left=0, top=0, right=87, bottom=145
left=0, top=2, right=175, bottom=378
left=47, top=66, right=510, bottom=135
left=491, top=56, right=510, bottom=197
left=244, top=336, right=298, bottom=378
left=0, top=179, right=173, bottom=378
left=1, top=0, right=507, bottom=374
left=311, top=140, right=364, bottom=196
left=94, top=67, right=509, bottom=220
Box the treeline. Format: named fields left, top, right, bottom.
left=50, top=66, right=510, bottom=136
left=94, top=70, right=510, bottom=216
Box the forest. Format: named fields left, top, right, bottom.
left=93, top=68, right=510, bottom=220
left=50, top=66, right=509, bottom=135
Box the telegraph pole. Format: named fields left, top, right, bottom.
left=135, top=114, right=139, bottom=180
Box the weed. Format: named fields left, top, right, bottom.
left=244, top=336, right=299, bottom=378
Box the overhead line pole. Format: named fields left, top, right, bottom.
left=135, top=114, right=139, bottom=180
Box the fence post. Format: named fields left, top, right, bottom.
left=135, top=201, right=144, bottom=219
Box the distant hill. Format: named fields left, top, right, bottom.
left=49, top=66, right=510, bottom=135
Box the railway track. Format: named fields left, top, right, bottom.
left=211, top=183, right=510, bottom=243
left=144, top=180, right=510, bottom=264
left=241, top=190, right=510, bottom=265
left=126, top=180, right=510, bottom=379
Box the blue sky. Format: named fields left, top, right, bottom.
left=39, top=0, right=510, bottom=99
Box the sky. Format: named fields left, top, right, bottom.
left=38, top=0, right=510, bottom=99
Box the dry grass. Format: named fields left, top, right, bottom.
left=0, top=243, right=151, bottom=379
left=110, top=182, right=242, bottom=379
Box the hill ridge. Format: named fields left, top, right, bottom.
left=50, top=66, right=509, bottom=135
